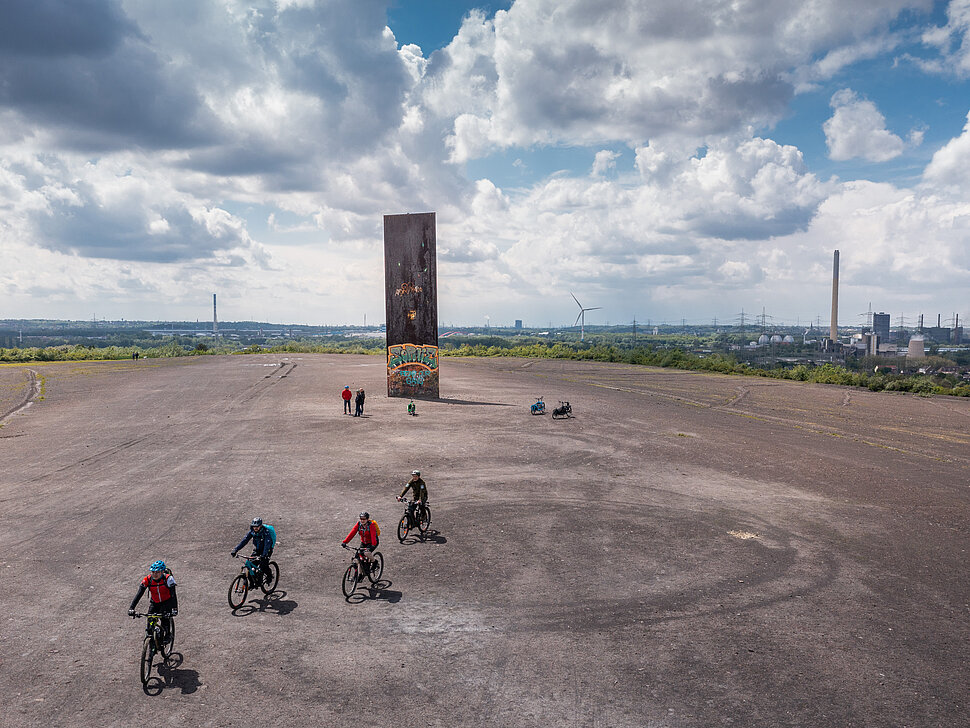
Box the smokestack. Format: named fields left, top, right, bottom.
left=830, top=250, right=839, bottom=342
left=213, top=293, right=218, bottom=335
left=938, top=313, right=942, bottom=327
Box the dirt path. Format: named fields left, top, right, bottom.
left=1, top=354, right=967, bottom=727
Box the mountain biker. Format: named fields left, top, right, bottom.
left=342, top=511, right=379, bottom=571
left=231, top=517, right=275, bottom=583
left=127, top=560, right=178, bottom=642
left=397, top=470, right=428, bottom=522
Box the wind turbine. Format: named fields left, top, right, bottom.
left=571, top=292, right=601, bottom=341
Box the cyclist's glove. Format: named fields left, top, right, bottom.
left=128, top=609, right=135, bottom=616
left=230, top=549, right=237, bottom=557
left=171, top=609, right=178, bottom=617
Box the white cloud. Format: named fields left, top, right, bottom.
left=923, top=110, right=970, bottom=190
left=419, top=0, right=929, bottom=156
left=919, top=0, right=970, bottom=76
left=0, top=0, right=966, bottom=325
left=823, top=89, right=905, bottom=162
left=591, top=150, right=620, bottom=177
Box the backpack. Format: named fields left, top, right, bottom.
left=372, top=521, right=381, bottom=537
left=264, top=524, right=277, bottom=548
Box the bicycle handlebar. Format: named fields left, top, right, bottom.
left=131, top=612, right=175, bottom=619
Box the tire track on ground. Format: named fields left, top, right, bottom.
left=0, top=368, right=41, bottom=424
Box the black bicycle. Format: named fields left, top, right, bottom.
left=397, top=496, right=432, bottom=541
left=132, top=611, right=175, bottom=685
left=552, top=400, right=572, bottom=419
left=341, top=544, right=384, bottom=597
left=228, top=553, right=280, bottom=610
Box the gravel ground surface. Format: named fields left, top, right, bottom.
left=1, top=353, right=968, bottom=727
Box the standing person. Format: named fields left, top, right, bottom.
left=231, top=517, right=275, bottom=584
left=354, top=388, right=364, bottom=416
left=342, top=385, right=353, bottom=414
left=358, top=388, right=365, bottom=416
left=397, top=469, right=429, bottom=522
left=128, top=560, right=178, bottom=643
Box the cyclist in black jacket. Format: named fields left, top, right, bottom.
left=231, top=517, right=274, bottom=583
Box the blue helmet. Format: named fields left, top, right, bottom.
left=150, top=560, right=166, bottom=572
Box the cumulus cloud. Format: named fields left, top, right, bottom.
left=923, top=110, right=970, bottom=188
left=0, top=0, right=965, bottom=324
left=427, top=0, right=926, bottom=157
left=591, top=150, right=620, bottom=177
left=823, top=89, right=905, bottom=162
left=919, top=0, right=970, bottom=76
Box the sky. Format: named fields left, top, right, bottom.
left=2, top=0, right=970, bottom=330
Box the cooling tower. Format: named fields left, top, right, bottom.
left=907, top=335, right=925, bottom=360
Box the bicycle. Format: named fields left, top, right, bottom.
left=341, top=544, right=384, bottom=597
left=552, top=400, right=572, bottom=419
left=530, top=397, right=546, bottom=415
left=228, top=553, right=280, bottom=610
left=132, top=611, right=175, bottom=685
left=396, top=496, right=432, bottom=541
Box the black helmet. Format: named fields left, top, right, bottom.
left=251, top=517, right=263, bottom=528
left=359, top=511, right=369, bottom=520
left=411, top=470, right=420, bottom=476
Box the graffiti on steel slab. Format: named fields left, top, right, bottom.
left=388, top=343, right=438, bottom=371
left=395, top=281, right=423, bottom=296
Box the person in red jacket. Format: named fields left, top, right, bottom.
left=342, top=511, right=379, bottom=571
left=127, top=560, right=178, bottom=643
left=341, top=385, right=352, bottom=414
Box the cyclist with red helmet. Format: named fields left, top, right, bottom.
left=127, top=560, right=178, bottom=642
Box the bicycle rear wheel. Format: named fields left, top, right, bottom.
left=228, top=574, right=248, bottom=609
left=260, top=562, right=280, bottom=594
left=140, top=637, right=153, bottom=684
left=367, top=552, right=384, bottom=583
left=418, top=505, right=432, bottom=534
left=397, top=515, right=410, bottom=542
left=342, top=563, right=358, bottom=597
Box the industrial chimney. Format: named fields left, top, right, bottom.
left=830, top=250, right=839, bottom=342
left=213, top=293, right=218, bottom=336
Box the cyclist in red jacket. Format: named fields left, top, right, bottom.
left=127, top=559, right=178, bottom=642
left=342, top=511, right=379, bottom=570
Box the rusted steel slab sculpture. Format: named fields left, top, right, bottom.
left=383, top=212, right=439, bottom=398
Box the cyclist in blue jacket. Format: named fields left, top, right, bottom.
left=231, top=517, right=274, bottom=584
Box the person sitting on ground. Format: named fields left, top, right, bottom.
left=397, top=469, right=428, bottom=521
left=342, top=511, right=380, bottom=571
left=127, top=560, right=178, bottom=642
left=231, top=517, right=275, bottom=583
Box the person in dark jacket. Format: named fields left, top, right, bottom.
left=354, top=388, right=364, bottom=416
left=231, top=517, right=274, bottom=582
left=128, top=559, right=178, bottom=642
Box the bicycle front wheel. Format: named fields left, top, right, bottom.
left=367, top=552, right=384, bottom=583
left=140, top=636, right=153, bottom=684
left=397, top=515, right=410, bottom=542
left=161, top=621, right=175, bottom=659
left=228, top=574, right=248, bottom=609
left=342, top=563, right=358, bottom=597
left=418, top=505, right=432, bottom=534
left=260, top=562, right=280, bottom=594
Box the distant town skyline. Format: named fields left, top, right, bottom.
left=1, top=1, right=969, bottom=327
